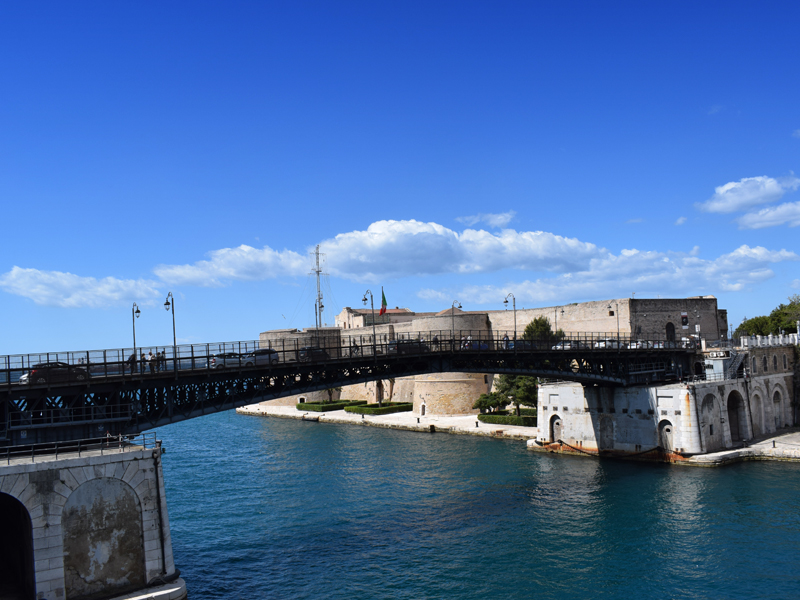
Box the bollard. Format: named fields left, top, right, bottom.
left=476, top=421, right=479, bottom=427
left=773, top=440, right=776, bottom=448
left=417, top=417, right=420, bottom=423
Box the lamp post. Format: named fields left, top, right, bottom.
left=608, top=302, right=619, bottom=340
left=362, top=290, right=378, bottom=358
left=504, top=293, right=516, bottom=341
left=164, top=292, right=177, bottom=373
left=451, top=300, right=462, bottom=346
left=132, top=303, right=141, bottom=374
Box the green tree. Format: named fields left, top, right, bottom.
left=325, top=386, right=342, bottom=403
left=734, top=295, right=800, bottom=337
left=472, top=392, right=509, bottom=413
left=494, top=374, right=538, bottom=415
left=522, top=316, right=564, bottom=344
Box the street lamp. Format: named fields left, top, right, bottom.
left=452, top=300, right=462, bottom=347
left=504, top=293, right=516, bottom=340
left=362, top=290, right=378, bottom=358
left=608, top=302, right=619, bottom=340
left=132, top=302, right=141, bottom=373
left=164, top=292, right=177, bottom=372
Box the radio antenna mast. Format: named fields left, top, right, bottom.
left=311, top=245, right=325, bottom=328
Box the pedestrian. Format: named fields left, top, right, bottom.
left=127, top=353, right=136, bottom=375
left=432, top=335, right=439, bottom=350
left=140, top=353, right=146, bottom=374
left=460, top=336, right=466, bottom=350
left=160, top=351, right=167, bottom=371
left=503, top=333, right=509, bottom=350
left=147, top=351, right=155, bottom=374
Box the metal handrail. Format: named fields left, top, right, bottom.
left=3, top=431, right=157, bottom=464
left=0, top=330, right=702, bottom=390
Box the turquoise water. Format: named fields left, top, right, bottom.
left=158, top=411, right=800, bottom=599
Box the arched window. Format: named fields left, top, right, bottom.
left=752, top=357, right=757, bottom=373
left=783, top=354, right=788, bottom=369
left=666, top=322, right=676, bottom=342
left=773, top=355, right=778, bottom=371
left=763, top=356, right=768, bottom=371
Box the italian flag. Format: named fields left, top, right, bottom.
left=379, top=288, right=387, bottom=316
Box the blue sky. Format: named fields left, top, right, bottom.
left=1, top=1, right=799, bottom=354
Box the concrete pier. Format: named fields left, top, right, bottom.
left=0, top=439, right=185, bottom=600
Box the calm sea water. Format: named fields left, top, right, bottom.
left=157, top=411, right=800, bottom=600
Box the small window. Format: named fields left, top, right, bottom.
left=622, top=408, right=628, bottom=414
left=752, top=357, right=757, bottom=373
left=763, top=356, right=768, bottom=372
left=773, top=355, right=778, bottom=371
left=710, top=424, right=714, bottom=436
left=484, top=375, right=488, bottom=384
left=784, top=354, right=788, bottom=369
left=609, top=310, right=615, bottom=316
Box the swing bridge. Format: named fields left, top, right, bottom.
left=0, top=331, right=700, bottom=446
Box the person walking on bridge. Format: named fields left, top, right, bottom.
left=127, top=353, right=136, bottom=375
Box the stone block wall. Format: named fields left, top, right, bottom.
left=0, top=446, right=178, bottom=600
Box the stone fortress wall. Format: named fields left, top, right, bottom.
left=258, top=296, right=731, bottom=415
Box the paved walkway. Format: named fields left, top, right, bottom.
left=236, top=403, right=539, bottom=441
left=686, top=428, right=800, bottom=466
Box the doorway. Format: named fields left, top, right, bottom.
left=727, top=393, right=743, bottom=442
left=0, top=493, right=35, bottom=600
left=658, top=420, right=674, bottom=452
left=666, top=322, right=676, bottom=342
left=550, top=414, right=562, bottom=442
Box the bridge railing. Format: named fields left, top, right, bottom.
left=0, top=330, right=701, bottom=390
left=2, top=431, right=158, bottom=464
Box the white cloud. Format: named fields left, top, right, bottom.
left=0, top=267, right=161, bottom=308
left=456, top=211, right=516, bottom=228
left=708, top=104, right=725, bottom=115
left=793, top=129, right=800, bottom=139
left=792, top=279, right=800, bottom=289
left=154, top=245, right=307, bottom=286
left=675, top=216, right=687, bottom=225
left=696, top=175, right=800, bottom=214
left=319, top=220, right=603, bottom=282
left=690, top=246, right=700, bottom=256
left=737, top=201, right=800, bottom=229
left=419, top=245, right=799, bottom=304
left=625, top=218, right=643, bottom=224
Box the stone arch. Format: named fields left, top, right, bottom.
left=62, top=478, right=146, bottom=600
left=598, top=416, right=614, bottom=450
left=751, top=393, right=764, bottom=437
left=701, top=394, right=723, bottom=452
left=773, top=390, right=783, bottom=429
left=727, top=390, right=746, bottom=443
left=549, top=414, right=562, bottom=442
left=0, top=492, right=35, bottom=600
left=658, top=420, right=674, bottom=452
left=666, top=322, right=676, bottom=342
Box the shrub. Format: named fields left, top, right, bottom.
left=296, top=400, right=367, bottom=412
left=477, top=414, right=537, bottom=427
left=344, top=402, right=413, bottom=415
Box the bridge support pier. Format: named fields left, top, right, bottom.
left=0, top=441, right=185, bottom=600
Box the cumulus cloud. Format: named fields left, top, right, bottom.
left=675, top=216, right=687, bottom=225
left=696, top=176, right=799, bottom=213
left=419, top=245, right=799, bottom=304
left=0, top=267, right=161, bottom=308
left=154, top=245, right=307, bottom=286
left=456, top=211, right=516, bottom=228
left=737, top=201, right=800, bottom=229
left=319, top=220, right=603, bottom=282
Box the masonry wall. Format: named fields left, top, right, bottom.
left=0, top=446, right=178, bottom=600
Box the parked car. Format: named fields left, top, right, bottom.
left=628, top=341, right=654, bottom=349
left=551, top=341, right=584, bottom=350
left=209, top=352, right=243, bottom=369
left=387, top=340, right=429, bottom=354
left=244, top=348, right=280, bottom=366
left=297, top=347, right=330, bottom=362
left=19, top=362, right=90, bottom=384
left=509, top=340, right=537, bottom=350
left=594, top=338, right=621, bottom=349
